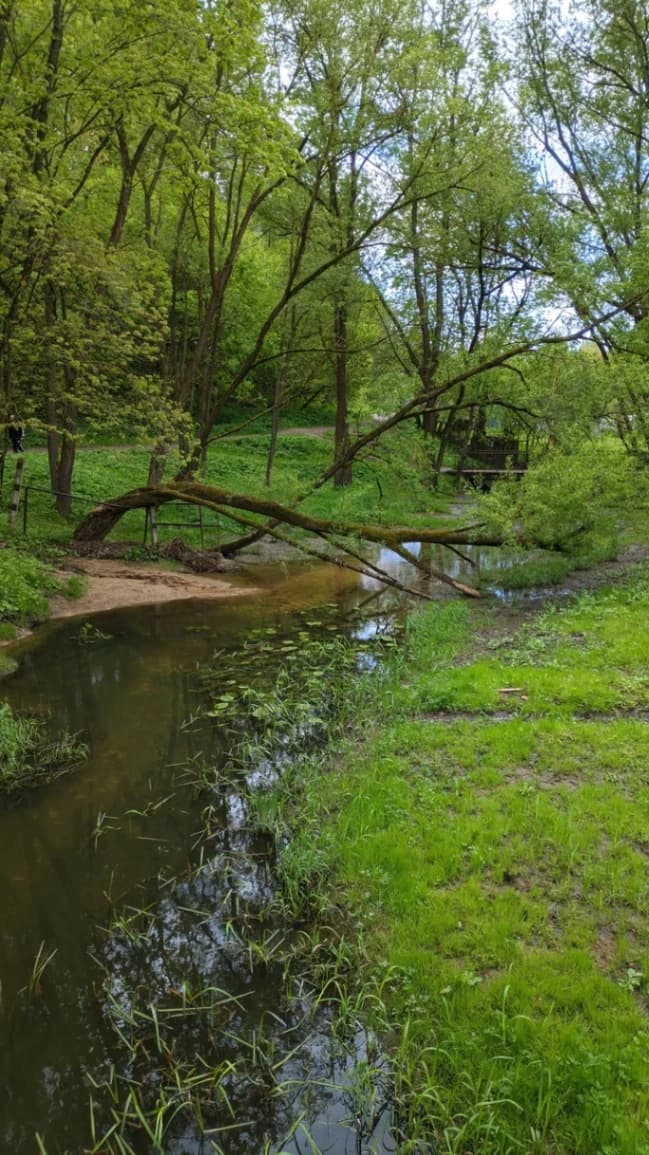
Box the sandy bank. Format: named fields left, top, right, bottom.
left=50, top=558, right=260, bottom=618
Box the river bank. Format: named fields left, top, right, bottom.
left=48, top=556, right=260, bottom=617
left=272, top=559, right=649, bottom=1153
left=3, top=544, right=649, bottom=1152
left=1, top=583, right=382, bottom=1154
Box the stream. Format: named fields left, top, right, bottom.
left=0, top=559, right=409, bottom=1155
left=0, top=536, right=551, bottom=1155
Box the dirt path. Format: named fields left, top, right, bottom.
left=49, top=558, right=260, bottom=619
left=278, top=425, right=333, bottom=438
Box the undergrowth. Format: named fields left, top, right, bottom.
left=0, top=542, right=83, bottom=627
left=0, top=701, right=87, bottom=793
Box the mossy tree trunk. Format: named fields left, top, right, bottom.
left=72, top=482, right=505, bottom=597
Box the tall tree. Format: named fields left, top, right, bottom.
left=517, top=0, right=649, bottom=447
left=366, top=0, right=547, bottom=471
left=0, top=0, right=194, bottom=508
left=275, top=0, right=404, bottom=485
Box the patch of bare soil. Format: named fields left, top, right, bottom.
left=50, top=558, right=260, bottom=619
left=559, top=543, right=649, bottom=593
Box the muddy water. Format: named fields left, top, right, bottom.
left=0, top=561, right=400, bottom=1155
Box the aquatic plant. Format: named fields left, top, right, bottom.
left=0, top=702, right=87, bottom=793
left=79, top=613, right=400, bottom=1153
left=20, top=941, right=58, bottom=997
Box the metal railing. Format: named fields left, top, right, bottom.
left=143, top=504, right=222, bottom=548
left=4, top=464, right=225, bottom=549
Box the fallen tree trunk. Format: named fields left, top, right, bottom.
left=72, top=482, right=503, bottom=597
left=73, top=482, right=499, bottom=546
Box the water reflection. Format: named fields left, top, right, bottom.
left=0, top=575, right=396, bottom=1154
left=357, top=541, right=484, bottom=596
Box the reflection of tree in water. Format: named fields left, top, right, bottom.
left=2, top=605, right=397, bottom=1154
left=96, top=818, right=393, bottom=1154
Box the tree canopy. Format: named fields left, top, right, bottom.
left=1, top=0, right=647, bottom=551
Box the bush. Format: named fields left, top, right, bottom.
left=480, top=438, right=642, bottom=552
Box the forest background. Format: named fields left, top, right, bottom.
left=2, top=0, right=649, bottom=560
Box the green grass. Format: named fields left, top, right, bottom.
left=4, top=423, right=452, bottom=548
left=0, top=541, right=85, bottom=627
left=0, top=426, right=454, bottom=637
left=0, top=701, right=87, bottom=793
left=274, top=568, right=649, bottom=1154
left=0, top=543, right=64, bottom=622
left=408, top=576, right=649, bottom=717
left=482, top=547, right=575, bottom=589
left=481, top=534, right=621, bottom=592
left=0, top=427, right=456, bottom=644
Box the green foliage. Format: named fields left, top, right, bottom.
left=7, top=427, right=449, bottom=549
left=64, top=574, right=85, bottom=599
left=480, top=437, right=641, bottom=552
left=200, top=624, right=357, bottom=739
left=0, top=544, right=61, bottom=623
left=482, top=548, right=574, bottom=589
left=268, top=570, right=649, bottom=1152
left=0, top=701, right=87, bottom=793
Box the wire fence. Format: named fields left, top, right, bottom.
left=1, top=456, right=226, bottom=549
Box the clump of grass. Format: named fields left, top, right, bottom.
left=0, top=701, right=87, bottom=793
left=21, top=940, right=58, bottom=996
left=64, top=573, right=86, bottom=599
left=482, top=548, right=573, bottom=590
left=0, top=545, right=61, bottom=623
left=481, top=534, right=622, bottom=592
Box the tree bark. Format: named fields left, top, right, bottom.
left=333, top=304, right=352, bottom=487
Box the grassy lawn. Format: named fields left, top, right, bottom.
left=1, top=425, right=453, bottom=548
left=283, top=573, right=649, bottom=1153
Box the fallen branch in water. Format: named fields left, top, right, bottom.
left=72, top=482, right=504, bottom=598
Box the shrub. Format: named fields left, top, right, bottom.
left=480, top=438, right=642, bottom=552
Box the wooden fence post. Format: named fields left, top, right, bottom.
left=8, top=458, right=24, bottom=529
